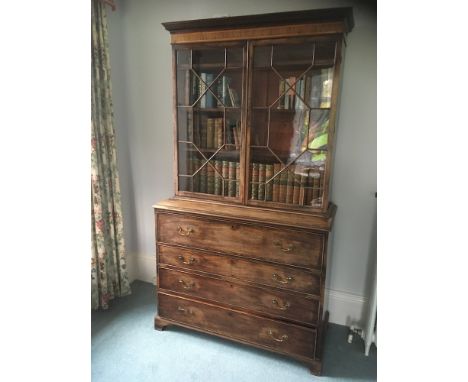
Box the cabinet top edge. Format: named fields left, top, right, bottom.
left=162, top=7, right=354, bottom=35
left=153, top=198, right=337, bottom=231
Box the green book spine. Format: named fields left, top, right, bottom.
left=199, top=164, right=207, bottom=194
left=265, top=164, right=274, bottom=201
left=192, top=158, right=200, bottom=192
left=272, top=163, right=281, bottom=202
left=207, top=163, right=215, bottom=194
left=250, top=163, right=259, bottom=200
left=235, top=162, right=240, bottom=197
left=258, top=163, right=266, bottom=201
left=286, top=167, right=294, bottom=204
left=292, top=164, right=301, bottom=204
left=278, top=165, right=287, bottom=203
left=214, top=160, right=222, bottom=195
left=222, top=160, right=229, bottom=196
left=228, top=161, right=236, bottom=197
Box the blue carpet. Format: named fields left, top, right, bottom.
left=92, top=281, right=376, bottom=381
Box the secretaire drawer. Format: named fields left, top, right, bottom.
left=157, top=213, right=323, bottom=269
left=158, top=292, right=317, bottom=360
left=159, top=268, right=319, bottom=325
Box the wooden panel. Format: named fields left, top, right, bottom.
left=158, top=292, right=317, bottom=360
left=170, top=22, right=346, bottom=44
left=158, top=213, right=323, bottom=269
left=159, top=268, right=319, bottom=325
left=154, top=198, right=336, bottom=231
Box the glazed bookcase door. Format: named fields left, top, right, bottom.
left=175, top=44, right=245, bottom=201
left=247, top=38, right=340, bottom=211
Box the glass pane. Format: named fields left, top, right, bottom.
left=249, top=40, right=334, bottom=209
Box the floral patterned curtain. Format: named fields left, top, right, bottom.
left=91, top=0, right=131, bottom=309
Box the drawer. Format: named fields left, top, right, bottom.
left=230, top=256, right=321, bottom=295
left=157, top=213, right=323, bottom=269
left=158, top=245, right=321, bottom=295
left=159, top=268, right=319, bottom=325
left=158, top=292, right=317, bottom=360
left=158, top=245, right=231, bottom=277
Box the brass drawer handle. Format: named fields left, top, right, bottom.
left=177, top=306, right=193, bottom=315
left=267, top=329, right=288, bottom=342
left=272, top=299, right=291, bottom=310
left=178, top=279, right=195, bottom=290
left=272, top=273, right=293, bottom=284
left=177, top=225, right=194, bottom=236
left=178, top=255, right=197, bottom=265
left=273, top=241, right=294, bottom=252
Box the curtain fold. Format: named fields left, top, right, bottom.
left=91, top=0, right=131, bottom=310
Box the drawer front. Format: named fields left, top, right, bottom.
left=230, top=256, right=321, bottom=295
left=158, top=245, right=321, bottom=295
left=159, top=268, right=319, bottom=325
left=158, top=245, right=231, bottom=277
left=157, top=213, right=323, bottom=269
left=158, top=292, right=317, bottom=360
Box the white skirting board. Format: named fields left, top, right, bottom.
left=130, top=254, right=367, bottom=326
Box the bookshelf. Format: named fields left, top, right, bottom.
left=174, top=33, right=339, bottom=212
left=157, top=7, right=354, bottom=376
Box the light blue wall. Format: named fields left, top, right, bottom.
left=107, top=0, right=376, bottom=298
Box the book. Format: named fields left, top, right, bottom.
left=258, top=163, right=266, bottom=201
left=285, top=167, right=294, bottom=204
left=228, top=161, right=236, bottom=197
left=278, top=79, right=285, bottom=109
left=200, top=122, right=207, bottom=149
left=265, top=164, right=274, bottom=201
left=190, top=72, right=199, bottom=105
left=205, top=73, right=214, bottom=107
left=200, top=73, right=207, bottom=108
left=215, top=118, right=223, bottom=148
left=278, top=164, right=287, bottom=203
left=199, top=163, right=207, bottom=193
left=250, top=163, right=259, bottom=200
left=286, top=76, right=296, bottom=109
left=206, top=118, right=214, bottom=149
left=206, top=163, right=215, bottom=194
left=295, top=79, right=304, bottom=110
left=217, top=75, right=230, bottom=107
left=293, top=165, right=301, bottom=204
left=235, top=162, right=240, bottom=197
left=214, top=160, right=222, bottom=195
left=222, top=160, right=229, bottom=196
left=272, top=163, right=281, bottom=202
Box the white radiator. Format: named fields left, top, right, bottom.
left=347, top=267, right=377, bottom=355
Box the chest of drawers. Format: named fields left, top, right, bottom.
left=154, top=198, right=336, bottom=375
